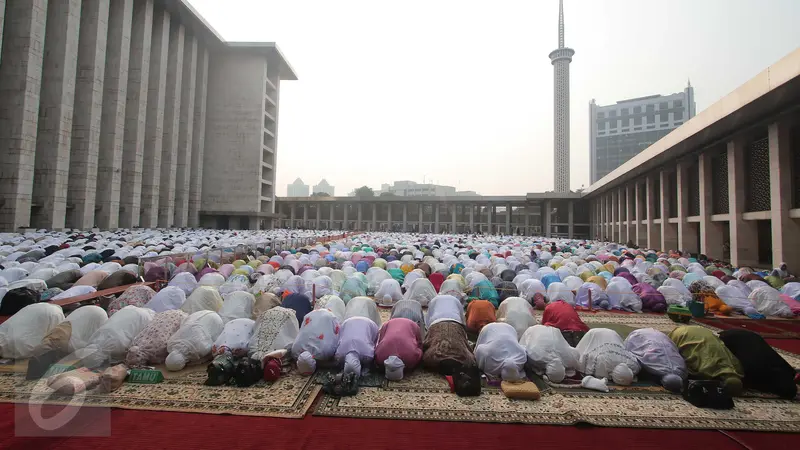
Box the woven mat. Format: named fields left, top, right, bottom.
left=318, top=311, right=800, bottom=431
left=0, top=364, right=320, bottom=419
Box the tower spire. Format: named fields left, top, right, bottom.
left=558, top=0, right=565, bottom=49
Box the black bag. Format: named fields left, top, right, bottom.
left=682, top=380, right=734, bottom=409
left=205, top=354, right=235, bottom=386
left=232, top=358, right=262, bottom=387
left=321, top=371, right=360, bottom=397
left=453, top=365, right=482, bottom=397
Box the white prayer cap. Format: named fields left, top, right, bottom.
left=545, top=360, right=566, bottom=383
left=384, top=356, right=404, bottom=381
left=611, top=363, right=634, bottom=385
left=297, top=351, right=316, bottom=375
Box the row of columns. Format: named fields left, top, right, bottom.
left=283, top=202, right=564, bottom=236
left=0, top=0, right=209, bottom=230
left=591, top=119, right=799, bottom=269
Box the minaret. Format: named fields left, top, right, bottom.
left=549, top=0, right=575, bottom=193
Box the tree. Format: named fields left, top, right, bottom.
left=354, top=186, right=375, bottom=197
left=310, top=192, right=331, bottom=198
left=379, top=191, right=396, bottom=197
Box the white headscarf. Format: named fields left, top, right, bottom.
left=344, top=296, right=382, bottom=326
left=474, top=323, right=527, bottom=381
left=166, top=310, right=224, bottom=371
left=145, top=286, right=187, bottom=312
left=519, top=324, right=580, bottom=382
left=575, top=328, right=640, bottom=385
left=0, top=303, right=64, bottom=359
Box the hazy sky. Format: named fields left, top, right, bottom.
left=187, top=0, right=800, bottom=196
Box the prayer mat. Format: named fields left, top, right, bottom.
left=314, top=366, right=800, bottom=431
left=315, top=318, right=800, bottom=432
left=0, top=365, right=320, bottom=418
left=693, top=316, right=800, bottom=339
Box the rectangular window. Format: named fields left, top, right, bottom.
left=634, top=115, right=642, bottom=125
left=674, top=99, right=682, bottom=108
left=633, top=106, right=642, bottom=114
left=609, top=110, right=617, bottom=117
left=609, top=119, right=617, bottom=129
left=646, top=104, right=655, bottom=124
left=621, top=108, right=629, bottom=116
left=597, top=112, right=605, bottom=119
left=597, top=120, right=605, bottom=130
left=674, top=110, right=683, bottom=121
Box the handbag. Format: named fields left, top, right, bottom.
left=682, top=380, right=734, bottom=409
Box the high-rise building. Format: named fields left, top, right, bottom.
left=0, top=0, right=295, bottom=231
left=589, top=82, right=696, bottom=183
left=287, top=178, right=310, bottom=197
left=312, top=179, right=335, bottom=196
left=549, top=0, right=575, bottom=193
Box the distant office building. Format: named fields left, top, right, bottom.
left=312, top=179, right=335, bottom=196
left=589, top=82, right=696, bottom=183
left=348, top=181, right=479, bottom=197
left=287, top=178, right=309, bottom=197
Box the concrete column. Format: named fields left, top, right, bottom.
left=452, top=204, right=457, bottom=233
left=0, top=0, right=5, bottom=64
left=487, top=204, right=493, bottom=235
left=610, top=191, right=618, bottom=242
left=660, top=170, right=678, bottom=252
left=434, top=203, right=440, bottom=233
left=625, top=185, right=632, bottom=243
left=676, top=161, right=698, bottom=254
left=618, top=188, right=625, bottom=243
left=315, top=203, right=321, bottom=229
left=633, top=182, right=642, bottom=247
left=646, top=175, right=659, bottom=249
left=329, top=203, right=334, bottom=230
left=504, top=202, right=511, bottom=235
left=343, top=204, right=349, bottom=230
left=157, top=22, right=184, bottom=227
left=769, top=121, right=800, bottom=270
left=96, top=0, right=133, bottom=229
left=599, top=196, right=605, bottom=239
left=119, top=0, right=153, bottom=228
left=68, top=0, right=110, bottom=229
left=387, top=203, right=392, bottom=231
left=606, top=194, right=612, bottom=240
left=543, top=201, right=551, bottom=238
left=469, top=204, right=474, bottom=232
left=0, top=0, right=48, bottom=231
left=524, top=207, right=530, bottom=236
left=568, top=201, right=574, bottom=238
left=31, top=0, right=81, bottom=229
left=357, top=203, right=362, bottom=229
left=727, top=138, right=757, bottom=267
left=302, top=204, right=308, bottom=228
left=418, top=204, right=423, bottom=232
left=188, top=47, right=208, bottom=227
left=371, top=203, right=376, bottom=230
left=289, top=204, right=295, bottom=228
left=699, top=152, right=723, bottom=259
left=139, top=7, right=169, bottom=228
left=173, top=34, right=196, bottom=227
left=402, top=203, right=407, bottom=232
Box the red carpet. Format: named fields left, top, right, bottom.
left=0, top=403, right=796, bottom=450
left=696, top=317, right=800, bottom=339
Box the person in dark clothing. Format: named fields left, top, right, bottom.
left=718, top=329, right=797, bottom=399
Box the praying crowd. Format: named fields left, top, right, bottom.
left=0, top=229, right=798, bottom=405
